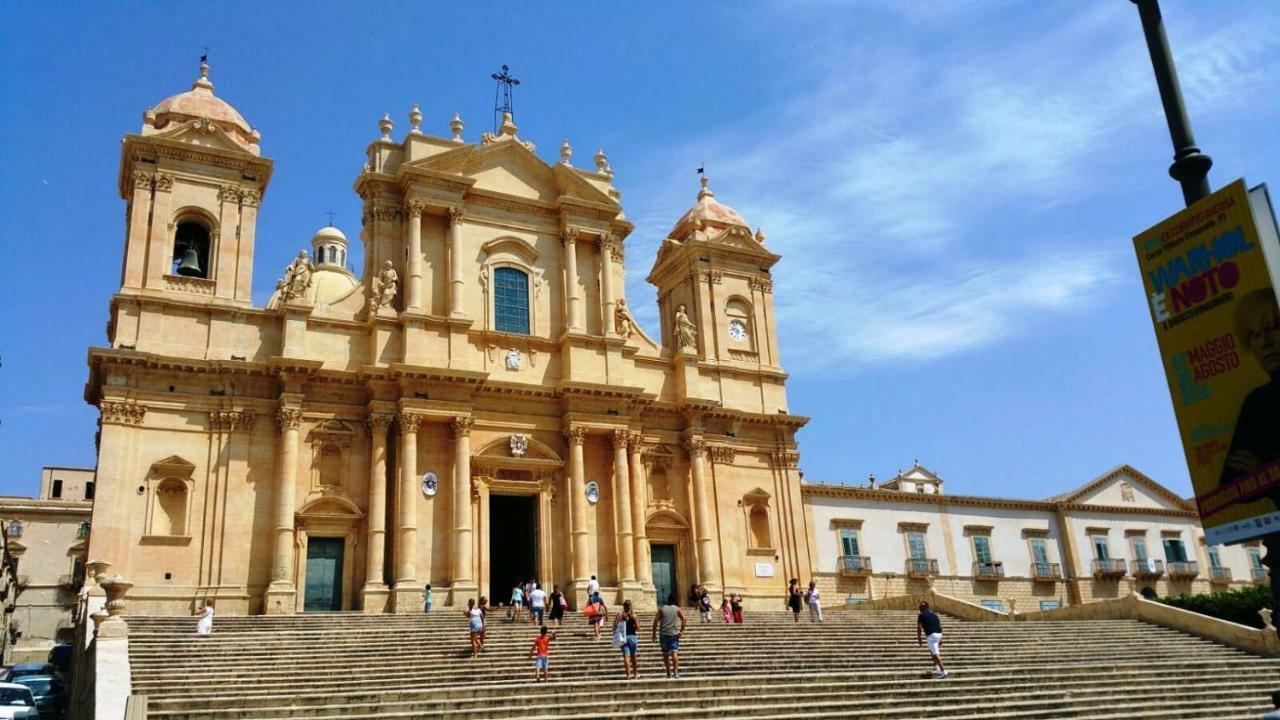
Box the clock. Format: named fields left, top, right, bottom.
left=728, top=320, right=748, bottom=341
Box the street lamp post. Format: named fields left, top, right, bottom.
left=1130, top=0, right=1212, bottom=207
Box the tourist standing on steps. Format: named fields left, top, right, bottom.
left=697, top=590, right=712, bottom=622
left=194, top=601, right=214, bottom=635
left=549, top=585, right=566, bottom=627
left=529, top=582, right=547, bottom=625
left=720, top=596, right=732, bottom=623
left=613, top=599, right=641, bottom=679
left=586, top=591, right=609, bottom=640
left=787, top=579, right=803, bottom=622
left=806, top=580, right=822, bottom=623
left=916, top=602, right=948, bottom=679
left=528, top=625, right=557, bottom=683
left=587, top=574, right=600, bottom=598
left=524, top=578, right=535, bottom=617
left=510, top=582, right=524, bottom=622
left=422, top=583, right=432, bottom=614
left=652, top=593, right=687, bottom=679
left=465, top=598, right=485, bottom=658
left=731, top=594, right=744, bottom=624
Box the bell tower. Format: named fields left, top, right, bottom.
left=647, top=177, right=784, bottom=376
left=115, top=61, right=272, bottom=309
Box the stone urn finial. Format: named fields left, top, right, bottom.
left=1260, top=607, right=1275, bottom=631
left=100, top=575, right=133, bottom=617
left=86, top=559, right=112, bottom=587
left=408, top=103, right=423, bottom=134
left=379, top=113, right=394, bottom=141
left=450, top=113, right=464, bottom=143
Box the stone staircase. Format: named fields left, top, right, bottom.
left=125, top=609, right=1280, bottom=719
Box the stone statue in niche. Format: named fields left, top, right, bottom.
left=615, top=298, right=635, bottom=339
left=510, top=434, right=528, bottom=457
left=675, top=304, right=697, bottom=349
left=276, top=250, right=315, bottom=303
left=367, top=260, right=399, bottom=313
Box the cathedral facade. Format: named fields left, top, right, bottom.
left=85, top=64, right=811, bottom=615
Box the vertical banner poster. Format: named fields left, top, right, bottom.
left=1134, top=179, right=1280, bottom=545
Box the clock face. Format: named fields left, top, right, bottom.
left=728, top=320, right=748, bottom=341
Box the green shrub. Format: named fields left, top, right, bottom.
left=1156, top=585, right=1273, bottom=628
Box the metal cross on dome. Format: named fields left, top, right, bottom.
left=491, top=64, right=520, bottom=133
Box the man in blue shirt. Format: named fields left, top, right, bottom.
left=916, top=602, right=948, bottom=679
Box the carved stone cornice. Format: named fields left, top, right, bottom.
left=209, top=410, right=255, bottom=432
left=708, top=445, right=735, bottom=464
left=277, top=408, right=303, bottom=432
left=400, top=412, right=424, bottom=434
left=366, top=412, right=395, bottom=434
left=563, top=425, right=586, bottom=445
left=100, top=400, right=146, bottom=426
left=406, top=199, right=426, bottom=218
left=451, top=416, right=473, bottom=437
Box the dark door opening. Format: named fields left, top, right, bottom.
left=304, top=537, right=344, bottom=611
left=651, top=544, right=677, bottom=607
left=489, top=494, right=537, bottom=600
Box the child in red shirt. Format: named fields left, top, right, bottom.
left=528, top=625, right=557, bottom=682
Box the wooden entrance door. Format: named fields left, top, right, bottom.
left=651, top=544, right=677, bottom=606
left=304, top=537, right=344, bottom=611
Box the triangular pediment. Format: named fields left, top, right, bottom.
left=151, top=118, right=254, bottom=154
left=149, top=455, right=196, bottom=479
left=403, top=141, right=617, bottom=208
left=1051, top=465, right=1194, bottom=511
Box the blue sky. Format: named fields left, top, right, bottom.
left=1, top=2, right=1277, bottom=500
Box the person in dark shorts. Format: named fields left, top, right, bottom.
left=652, top=592, right=687, bottom=679
left=916, top=602, right=947, bottom=679
left=548, top=585, right=566, bottom=626
left=613, top=599, right=641, bottom=679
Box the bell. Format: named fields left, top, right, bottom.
left=176, top=245, right=202, bottom=277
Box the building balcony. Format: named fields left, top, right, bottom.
left=906, top=558, right=938, bottom=578
left=838, top=556, right=872, bottom=577
left=1209, top=567, right=1232, bottom=584
left=57, top=574, right=81, bottom=590
left=1092, top=559, right=1127, bottom=579
left=1031, top=562, right=1062, bottom=581
left=1167, top=561, right=1198, bottom=580
left=1252, top=567, right=1269, bottom=584
left=1131, top=559, right=1164, bottom=579
left=972, top=561, right=1004, bottom=580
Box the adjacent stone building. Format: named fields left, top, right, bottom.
left=84, top=63, right=809, bottom=615
left=805, top=463, right=1264, bottom=611
left=0, top=467, right=93, bottom=661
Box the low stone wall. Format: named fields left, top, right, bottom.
left=847, top=589, right=1009, bottom=622
left=1020, top=593, right=1280, bottom=657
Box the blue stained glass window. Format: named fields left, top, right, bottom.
left=494, top=267, right=530, bottom=334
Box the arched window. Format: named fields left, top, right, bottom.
left=155, top=479, right=188, bottom=536
left=749, top=505, right=771, bottom=548
left=494, top=267, right=530, bottom=334
left=173, top=220, right=211, bottom=279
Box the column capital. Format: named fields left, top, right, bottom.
left=100, top=399, right=147, bottom=426
left=366, top=412, right=395, bottom=433
left=451, top=416, right=473, bottom=437
left=610, top=428, right=631, bottom=450
left=627, top=431, right=645, bottom=451
left=405, top=199, right=426, bottom=218
left=560, top=227, right=579, bottom=245
left=277, top=407, right=303, bottom=431
left=563, top=425, right=586, bottom=445
left=446, top=206, right=465, bottom=224
left=683, top=435, right=706, bottom=457
left=210, top=409, right=255, bottom=432
left=398, top=411, right=424, bottom=434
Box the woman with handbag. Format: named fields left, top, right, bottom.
left=613, top=599, right=640, bottom=679
left=548, top=585, right=566, bottom=627
left=585, top=592, right=609, bottom=640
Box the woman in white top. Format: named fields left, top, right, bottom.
left=806, top=580, right=823, bottom=623
left=464, top=598, right=485, bottom=657
left=195, top=602, right=214, bottom=635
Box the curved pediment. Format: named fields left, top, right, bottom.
left=296, top=495, right=364, bottom=520
left=481, top=236, right=539, bottom=263
left=474, top=434, right=561, bottom=462
left=646, top=508, right=690, bottom=531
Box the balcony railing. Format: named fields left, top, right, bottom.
left=838, top=556, right=872, bottom=577
left=1092, top=559, right=1127, bottom=579
left=1167, top=561, right=1198, bottom=580
left=1031, top=562, right=1062, bottom=581
left=972, top=561, right=1004, bottom=580
left=1209, top=567, right=1232, bottom=583
left=1252, top=567, right=1269, bottom=584
left=905, top=558, right=938, bottom=578
left=1131, top=559, right=1164, bottom=579
left=57, top=574, right=81, bottom=590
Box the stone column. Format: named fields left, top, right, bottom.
left=266, top=405, right=302, bottom=613
left=561, top=228, right=582, bottom=332
left=451, top=417, right=475, bottom=587
left=396, top=412, right=422, bottom=585
left=598, top=234, right=616, bottom=335
left=447, top=207, right=465, bottom=318
left=628, top=434, right=651, bottom=589
left=612, top=430, right=637, bottom=587
left=405, top=200, right=424, bottom=311
left=362, top=413, right=393, bottom=610
left=566, top=426, right=589, bottom=581
left=685, top=435, right=721, bottom=591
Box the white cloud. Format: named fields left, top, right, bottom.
left=620, top=2, right=1279, bottom=373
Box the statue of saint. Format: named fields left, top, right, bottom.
left=368, top=260, right=398, bottom=312
left=287, top=251, right=314, bottom=299
left=615, top=298, right=635, bottom=339
left=675, top=304, right=697, bottom=349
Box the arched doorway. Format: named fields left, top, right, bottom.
left=294, top=496, right=364, bottom=612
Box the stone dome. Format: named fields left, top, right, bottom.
left=304, top=266, right=360, bottom=307
left=145, top=63, right=258, bottom=150
left=670, top=177, right=749, bottom=238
